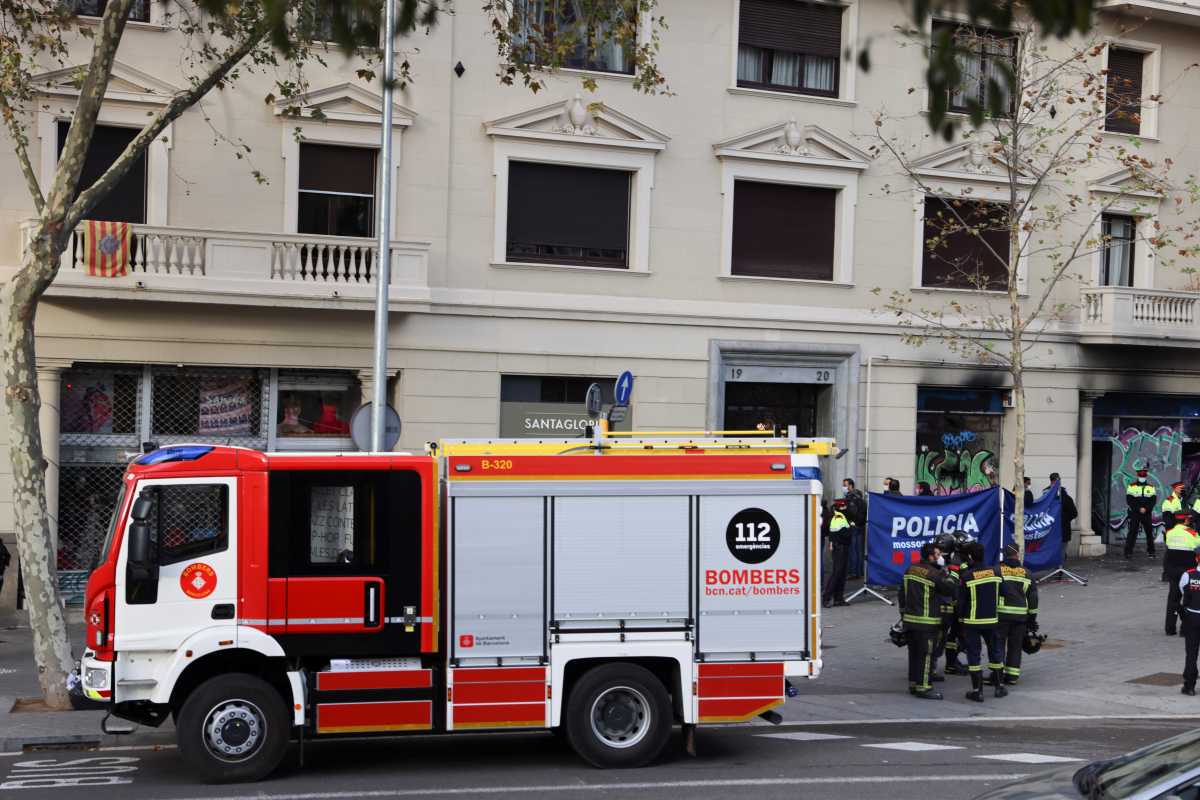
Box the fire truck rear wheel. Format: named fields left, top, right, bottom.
left=565, top=663, right=672, bottom=768
left=177, top=673, right=290, bottom=783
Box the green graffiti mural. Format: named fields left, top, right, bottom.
left=1107, top=425, right=1184, bottom=531
left=915, top=430, right=998, bottom=495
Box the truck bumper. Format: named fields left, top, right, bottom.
left=80, top=651, right=113, bottom=702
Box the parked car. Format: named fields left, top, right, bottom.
left=974, top=727, right=1200, bottom=799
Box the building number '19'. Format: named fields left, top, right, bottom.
left=733, top=522, right=772, bottom=542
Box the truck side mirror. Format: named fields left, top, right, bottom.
left=128, top=521, right=151, bottom=567
left=131, top=492, right=153, bottom=522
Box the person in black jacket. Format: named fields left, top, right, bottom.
left=996, top=543, right=1039, bottom=686
left=899, top=541, right=957, bottom=700
left=823, top=499, right=852, bottom=608
left=1045, top=473, right=1077, bottom=547
left=958, top=541, right=1005, bottom=702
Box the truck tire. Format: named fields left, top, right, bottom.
left=176, top=673, right=290, bottom=783
left=565, top=663, right=672, bottom=768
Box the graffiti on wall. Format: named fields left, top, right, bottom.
left=916, top=429, right=999, bottom=495
left=1106, top=425, right=1191, bottom=532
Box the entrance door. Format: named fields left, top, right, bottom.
left=114, top=477, right=238, bottom=653
left=724, top=382, right=821, bottom=435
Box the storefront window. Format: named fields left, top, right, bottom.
left=276, top=373, right=360, bottom=444
left=499, top=375, right=630, bottom=438
left=915, top=387, right=1003, bottom=495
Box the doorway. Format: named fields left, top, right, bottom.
left=723, top=382, right=823, bottom=436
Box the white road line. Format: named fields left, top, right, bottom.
left=862, top=741, right=964, bottom=752
left=140, top=774, right=1029, bottom=800
left=717, top=712, right=1200, bottom=729
left=756, top=732, right=854, bottom=742
left=976, top=753, right=1084, bottom=764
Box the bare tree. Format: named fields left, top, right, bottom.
left=0, top=0, right=667, bottom=708
left=871, top=21, right=1200, bottom=549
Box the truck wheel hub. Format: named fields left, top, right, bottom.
left=590, top=686, right=650, bottom=749
left=203, top=699, right=265, bottom=761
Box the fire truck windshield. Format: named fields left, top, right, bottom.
left=95, top=484, right=128, bottom=568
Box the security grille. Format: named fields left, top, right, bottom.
left=57, top=463, right=125, bottom=573
left=60, top=367, right=142, bottom=449
left=151, top=366, right=269, bottom=448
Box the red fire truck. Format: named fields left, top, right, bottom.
left=79, top=432, right=830, bottom=782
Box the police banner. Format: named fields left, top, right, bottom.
left=1002, top=483, right=1063, bottom=573
left=866, top=488, right=1003, bottom=587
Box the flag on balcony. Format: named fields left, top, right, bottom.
left=82, top=220, right=131, bottom=277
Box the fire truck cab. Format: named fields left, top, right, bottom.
left=80, top=432, right=830, bottom=782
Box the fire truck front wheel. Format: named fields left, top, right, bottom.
left=565, top=663, right=672, bottom=768
left=177, top=673, right=290, bottom=783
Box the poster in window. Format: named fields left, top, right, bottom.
left=198, top=377, right=254, bottom=436
left=62, top=373, right=115, bottom=434
left=310, top=485, right=355, bottom=563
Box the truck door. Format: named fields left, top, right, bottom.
left=114, top=477, right=238, bottom=654
left=268, top=469, right=423, bottom=656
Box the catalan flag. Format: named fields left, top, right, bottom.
left=82, top=220, right=131, bottom=277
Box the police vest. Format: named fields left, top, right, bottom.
left=1164, top=495, right=1183, bottom=513
left=1128, top=483, right=1157, bottom=499
left=1183, top=569, right=1200, bottom=612
left=829, top=511, right=849, bottom=532
left=1166, top=525, right=1200, bottom=551
left=1193, top=497, right=1200, bottom=515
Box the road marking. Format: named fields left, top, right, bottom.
left=716, top=712, right=1200, bottom=729
left=976, top=753, right=1084, bottom=764
left=0, top=756, right=139, bottom=790
left=756, top=731, right=853, bottom=742
left=862, top=741, right=964, bottom=752
left=142, top=774, right=1030, bottom=800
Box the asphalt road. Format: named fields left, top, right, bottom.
left=3, top=715, right=1196, bottom=800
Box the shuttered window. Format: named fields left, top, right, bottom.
left=297, top=143, right=376, bottom=238
left=931, top=21, right=1015, bottom=117
left=57, top=123, right=147, bottom=224
left=732, top=181, right=836, bottom=280
left=921, top=197, right=1009, bottom=290
left=506, top=161, right=631, bottom=269
left=737, top=0, right=843, bottom=97
left=1105, top=48, right=1144, bottom=134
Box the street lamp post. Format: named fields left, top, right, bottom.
left=370, top=0, right=397, bottom=452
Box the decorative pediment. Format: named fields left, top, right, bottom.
left=1089, top=166, right=1163, bottom=198
left=910, top=140, right=1033, bottom=185
left=484, top=95, right=668, bottom=152
left=712, top=119, right=871, bottom=170
left=34, top=60, right=180, bottom=105
left=273, top=82, right=416, bottom=127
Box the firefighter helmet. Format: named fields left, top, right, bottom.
left=1022, top=630, right=1047, bottom=655
left=889, top=620, right=908, bottom=648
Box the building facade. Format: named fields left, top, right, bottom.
left=3, top=0, right=1200, bottom=604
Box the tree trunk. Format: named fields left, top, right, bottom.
left=1010, top=338, right=1026, bottom=554
left=2, top=230, right=73, bottom=710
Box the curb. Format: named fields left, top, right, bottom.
left=1, top=730, right=175, bottom=753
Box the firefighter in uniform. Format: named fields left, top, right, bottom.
left=996, top=542, right=1038, bottom=685
left=1163, top=510, right=1200, bottom=636
left=931, top=533, right=967, bottom=676
left=1125, top=468, right=1158, bottom=559
left=822, top=499, right=851, bottom=608
left=899, top=541, right=956, bottom=700
left=1179, top=546, right=1200, bottom=696
left=958, top=540, right=1005, bottom=702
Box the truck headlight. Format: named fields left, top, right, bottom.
left=86, top=668, right=109, bottom=690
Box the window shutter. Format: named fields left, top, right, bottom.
left=1106, top=48, right=1144, bottom=134
left=731, top=181, right=836, bottom=280
left=299, top=144, right=377, bottom=195
left=921, top=197, right=1009, bottom=290
left=506, top=161, right=631, bottom=266
left=57, top=122, right=148, bottom=224
left=739, top=0, right=844, bottom=58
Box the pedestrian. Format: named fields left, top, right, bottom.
left=1125, top=468, right=1158, bottom=559
left=823, top=499, right=851, bottom=608
left=1164, top=482, right=1188, bottom=582
left=842, top=478, right=866, bottom=579
left=958, top=540, right=1005, bottom=702
left=899, top=541, right=956, bottom=700
left=1023, top=477, right=1035, bottom=508
left=916, top=481, right=933, bottom=496
left=996, top=542, right=1038, bottom=686
left=1045, top=473, right=1078, bottom=549
left=1179, top=546, right=1200, bottom=696
left=1163, top=510, right=1200, bottom=636
left=886, top=479, right=902, bottom=496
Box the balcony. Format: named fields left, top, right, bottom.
left=18, top=221, right=431, bottom=310
left=1079, top=286, right=1200, bottom=346
left=1098, top=1, right=1200, bottom=27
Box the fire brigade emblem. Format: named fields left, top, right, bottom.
left=180, top=563, right=217, bottom=599
left=459, top=634, right=475, bottom=648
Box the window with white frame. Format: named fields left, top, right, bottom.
left=297, top=143, right=377, bottom=238
left=1100, top=213, right=1136, bottom=287
left=931, top=20, right=1015, bottom=117
left=56, top=123, right=147, bottom=224
left=512, top=0, right=635, bottom=75
left=737, top=0, right=844, bottom=97
left=1105, top=47, right=1145, bottom=135
left=67, top=0, right=150, bottom=22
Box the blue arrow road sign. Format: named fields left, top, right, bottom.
left=615, top=371, right=634, bottom=406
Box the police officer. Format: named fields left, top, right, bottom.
left=996, top=542, right=1038, bottom=686
left=958, top=541, right=1005, bottom=702
left=1126, top=468, right=1157, bottom=559
left=823, top=499, right=851, bottom=608
left=931, top=533, right=966, bottom=676
left=1179, top=546, right=1200, bottom=696
left=900, top=541, right=956, bottom=700
left=1164, top=510, right=1200, bottom=636
left=1164, top=483, right=1187, bottom=582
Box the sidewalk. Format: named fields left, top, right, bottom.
left=2, top=552, right=1195, bottom=752
left=792, top=551, right=1200, bottom=723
